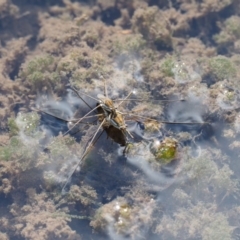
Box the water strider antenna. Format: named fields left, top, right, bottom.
left=70, top=85, right=99, bottom=102
left=116, top=90, right=134, bottom=108
left=103, top=77, right=108, bottom=98
left=112, top=97, right=186, bottom=103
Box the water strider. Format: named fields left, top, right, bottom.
left=35, top=81, right=211, bottom=192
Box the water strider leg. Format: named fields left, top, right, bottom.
left=61, top=119, right=106, bottom=193
left=69, top=86, right=94, bottom=110
left=32, top=107, right=100, bottom=125
left=60, top=105, right=100, bottom=137
left=70, top=85, right=99, bottom=102
left=122, top=111, right=210, bottom=125
left=125, top=129, right=134, bottom=138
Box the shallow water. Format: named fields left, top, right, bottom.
left=1, top=0, right=240, bottom=240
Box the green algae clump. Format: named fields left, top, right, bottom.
left=224, top=16, right=240, bottom=38
left=0, top=137, right=22, bottom=161
left=208, top=56, right=236, bottom=81
left=113, top=34, right=146, bottom=55
left=161, top=56, right=175, bottom=77
left=214, top=16, right=240, bottom=48
left=8, top=117, right=19, bottom=137
left=151, top=137, right=178, bottom=164
left=1, top=112, right=40, bottom=165
left=20, top=55, right=60, bottom=88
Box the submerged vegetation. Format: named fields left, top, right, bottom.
left=1, top=0, right=240, bottom=239
left=208, top=55, right=237, bottom=81
left=20, top=55, right=61, bottom=89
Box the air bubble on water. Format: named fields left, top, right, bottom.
left=153, top=140, right=160, bottom=147
left=216, top=88, right=237, bottom=110
left=173, top=60, right=201, bottom=84
left=123, top=208, right=127, bottom=213
left=114, top=202, right=120, bottom=211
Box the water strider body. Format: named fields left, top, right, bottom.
left=96, top=94, right=130, bottom=146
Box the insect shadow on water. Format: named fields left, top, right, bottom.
left=34, top=79, right=212, bottom=193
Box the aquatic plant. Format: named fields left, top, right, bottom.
left=0, top=160, right=15, bottom=194
left=180, top=148, right=238, bottom=201
left=70, top=50, right=110, bottom=86
left=0, top=231, right=8, bottom=240
left=14, top=112, right=40, bottom=136
left=7, top=118, right=19, bottom=137
left=214, top=16, right=240, bottom=48
left=207, top=56, right=236, bottom=81
left=142, top=119, right=162, bottom=138
left=56, top=54, right=78, bottom=75
left=214, top=81, right=239, bottom=110
left=224, top=16, right=240, bottom=38
left=56, top=48, right=107, bottom=84
left=132, top=6, right=172, bottom=49
left=0, top=137, right=24, bottom=162
left=42, top=134, right=85, bottom=188
left=90, top=191, right=156, bottom=239
left=113, top=34, right=146, bottom=55
left=0, top=0, right=18, bottom=19
left=173, top=60, right=202, bottom=83
left=0, top=112, right=41, bottom=163
left=7, top=188, right=80, bottom=240
left=47, top=135, right=76, bottom=159
left=20, top=55, right=60, bottom=88
left=160, top=56, right=175, bottom=77
left=90, top=197, right=131, bottom=233
left=67, top=184, right=97, bottom=207
left=156, top=202, right=234, bottom=240
left=82, top=29, right=99, bottom=48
